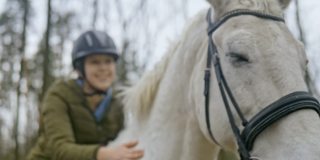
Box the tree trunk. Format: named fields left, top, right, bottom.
left=13, top=0, right=29, bottom=159
left=92, top=0, right=98, bottom=28
left=40, top=0, right=53, bottom=101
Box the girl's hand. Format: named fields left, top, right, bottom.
left=97, top=140, right=144, bottom=160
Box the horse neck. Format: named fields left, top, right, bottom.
left=115, top=11, right=224, bottom=159
left=126, top=68, right=217, bottom=160
left=145, top=47, right=215, bottom=160
left=136, top=16, right=220, bottom=159
left=252, top=110, right=320, bottom=160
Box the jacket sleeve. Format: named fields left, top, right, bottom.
left=41, top=91, right=99, bottom=160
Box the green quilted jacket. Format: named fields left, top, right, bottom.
left=27, top=79, right=124, bottom=160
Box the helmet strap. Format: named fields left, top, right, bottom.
left=83, top=79, right=108, bottom=96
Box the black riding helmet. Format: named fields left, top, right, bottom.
left=72, top=30, right=119, bottom=78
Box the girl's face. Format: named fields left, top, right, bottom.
left=84, top=54, right=116, bottom=92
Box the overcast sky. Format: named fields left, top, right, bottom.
left=0, top=0, right=319, bottom=85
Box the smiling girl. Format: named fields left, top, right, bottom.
left=28, top=30, right=144, bottom=160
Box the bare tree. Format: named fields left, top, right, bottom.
left=13, top=0, right=30, bottom=159
left=40, top=0, right=54, bottom=101
left=113, top=0, right=152, bottom=84
left=92, top=0, right=98, bottom=28
left=0, top=0, right=33, bottom=159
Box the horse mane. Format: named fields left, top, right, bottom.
left=120, top=41, right=178, bottom=120
left=121, top=11, right=208, bottom=120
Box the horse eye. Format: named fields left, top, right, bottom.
left=227, top=52, right=250, bottom=63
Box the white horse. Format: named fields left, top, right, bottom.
left=111, top=0, right=320, bottom=159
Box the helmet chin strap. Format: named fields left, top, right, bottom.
left=77, top=77, right=108, bottom=96
left=85, top=80, right=109, bottom=96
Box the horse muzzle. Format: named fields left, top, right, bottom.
left=241, top=91, right=320, bottom=159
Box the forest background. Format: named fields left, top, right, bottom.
left=0, top=0, right=319, bottom=159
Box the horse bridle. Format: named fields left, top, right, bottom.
left=204, top=9, right=320, bottom=160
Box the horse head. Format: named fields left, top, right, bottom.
left=190, top=0, right=320, bottom=159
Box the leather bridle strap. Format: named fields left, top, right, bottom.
left=207, top=9, right=285, bottom=35
left=204, top=9, right=285, bottom=160
left=241, top=91, right=320, bottom=150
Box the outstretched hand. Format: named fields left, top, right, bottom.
left=97, top=140, right=144, bottom=160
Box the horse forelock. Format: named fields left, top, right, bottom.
left=207, top=0, right=288, bottom=19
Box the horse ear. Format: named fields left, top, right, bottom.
left=278, top=0, right=292, bottom=9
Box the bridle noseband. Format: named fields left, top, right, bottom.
left=204, top=9, right=320, bottom=160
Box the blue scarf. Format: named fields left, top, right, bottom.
left=76, top=79, right=113, bottom=122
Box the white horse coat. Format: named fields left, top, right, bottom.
left=111, top=0, right=320, bottom=159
